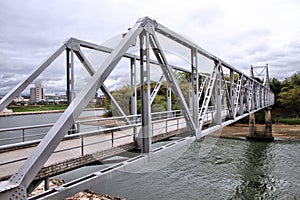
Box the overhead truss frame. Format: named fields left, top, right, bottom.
left=0, top=17, right=274, bottom=199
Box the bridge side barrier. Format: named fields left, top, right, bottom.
left=0, top=110, right=182, bottom=147
left=0, top=114, right=187, bottom=181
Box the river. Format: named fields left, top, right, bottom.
left=0, top=110, right=105, bottom=145
left=1, top=114, right=299, bottom=199
left=73, top=137, right=299, bottom=199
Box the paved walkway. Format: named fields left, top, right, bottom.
left=0, top=118, right=186, bottom=179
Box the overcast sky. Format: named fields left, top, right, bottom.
left=1, top=0, right=300, bottom=96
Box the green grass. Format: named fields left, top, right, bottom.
left=273, top=118, right=300, bottom=125
left=9, top=104, right=67, bottom=112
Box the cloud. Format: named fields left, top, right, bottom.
left=1, top=0, right=300, bottom=96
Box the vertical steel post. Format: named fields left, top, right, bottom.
left=22, top=129, right=25, bottom=142
left=191, top=48, right=199, bottom=129
left=139, top=30, right=152, bottom=153
left=130, top=58, right=137, bottom=140
left=214, top=70, right=222, bottom=125
left=229, top=69, right=234, bottom=118
left=239, top=78, right=244, bottom=115
left=111, top=131, right=114, bottom=147
left=44, top=176, right=49, bottom=191
left=81, top=136, right=84, bottom=156
left=167, top=82, right=172, bottom=118
left=66, top=49, right=75, bottom=134
left=66, top=49, right=75, bottom=105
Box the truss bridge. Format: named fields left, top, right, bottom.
left=0, top=16, right=274, bottom=199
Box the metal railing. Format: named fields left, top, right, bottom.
left=0, top=110, right=186, bottom=170
left=0, top=110, right=182, bottom=147
left=0, top=108, right=230, bottom=171
left=0, top=108, right=231, bottom=149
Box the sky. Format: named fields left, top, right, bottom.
left=1, top=0, right=300, bottom=96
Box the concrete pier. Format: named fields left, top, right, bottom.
left=247, top=107, right=274, bottom=141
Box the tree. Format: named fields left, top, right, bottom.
left=269, top=77, right=282, bottom=108
left=269, top=77, right=282, bottom=94
left=278, top=85, right=300, bottom=118
left=290, top=71, right=300, bottom=86
left=111, top=85, right=131, bottom=115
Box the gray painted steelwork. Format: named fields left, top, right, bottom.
left=0, top=16, right=274, bottom=199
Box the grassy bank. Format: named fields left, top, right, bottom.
left=9, top=104, right=67, bottom=112
left=273, top=118, right=300, bottom=125
left=235, top=110, right=300, bottom=125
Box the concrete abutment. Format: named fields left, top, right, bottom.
left=247, top=107, right=274, bottom=141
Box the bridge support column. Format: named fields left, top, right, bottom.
left=247, top=108, right=273, bottom=141
left=265, top=107, right=272, bottom=137
left=249, top=113, right=256, bottom=137
left=136, top=30, right=152, bottom=153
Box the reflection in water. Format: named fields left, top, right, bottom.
left=56, top=138, right=299, bottom=199
left=232, top=141, right=276, bottom=199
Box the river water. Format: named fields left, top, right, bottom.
left=88, top=137, right=300, bottom=200
left=1, top=114, right=299, bottom=199
left=0, top=110, right=105, bottom=145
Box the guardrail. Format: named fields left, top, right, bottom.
left=0, top=109, right=182, bottom=146
left=0, top=108, right=229, bottom=172
left=0, top=110, right=185, bottom=169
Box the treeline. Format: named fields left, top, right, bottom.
left=270, top=71, right=300, bottom=118
left=104, top=72, right=189, bottom=117
left=106, top=71, right=300, bottom=121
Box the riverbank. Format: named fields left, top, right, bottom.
left=0, top=110, right=64, bottom=117
left=30, top=179, right=125, bottom=200
left=66, top=190, right=125, bottom=200
left=0, top=108, right=105, bottom=117
left=221, top=123, right=300, bottom=139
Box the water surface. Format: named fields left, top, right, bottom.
left=89, top=138, right=300, bottom=199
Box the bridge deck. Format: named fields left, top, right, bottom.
left=0, top=118, right=186, bottom=180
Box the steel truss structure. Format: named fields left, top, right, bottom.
left=0, top=17, right=274, bottom=199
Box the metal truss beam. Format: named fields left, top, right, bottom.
left=149, top=32, right=197, bottom=133
left=0, top=18, right=144, bottom=198
left=150, top=74, right=164, bottom=105
left=198, top=62, right=220, bottom=133
left=73, top=47, right=130, bottom=123
left=0, top=45, right=66, bottom=112
left=0, top=16, right=275, bottom=199
left=198, top=75, right=208, bottom=102
left=233, top=74, right=244, bottom=118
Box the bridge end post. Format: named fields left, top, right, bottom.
left=247, top=108, right=274, bottom=141
left=0, top=181, right=27, bottom=200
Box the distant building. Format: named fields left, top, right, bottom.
left=14, top=96, right=24, bottom=103
left=13, top=96, right=29, bottom=106
left=30, top=83, right=45, bottom=103
left=45, top=93, right=57, bottom=104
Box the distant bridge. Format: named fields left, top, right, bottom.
left=0, top=17, right=274, bottom=199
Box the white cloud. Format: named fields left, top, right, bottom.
left=1, top=0, right=300, bottom=96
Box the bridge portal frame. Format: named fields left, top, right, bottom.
left=0, top=16, right=274, bottom=199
